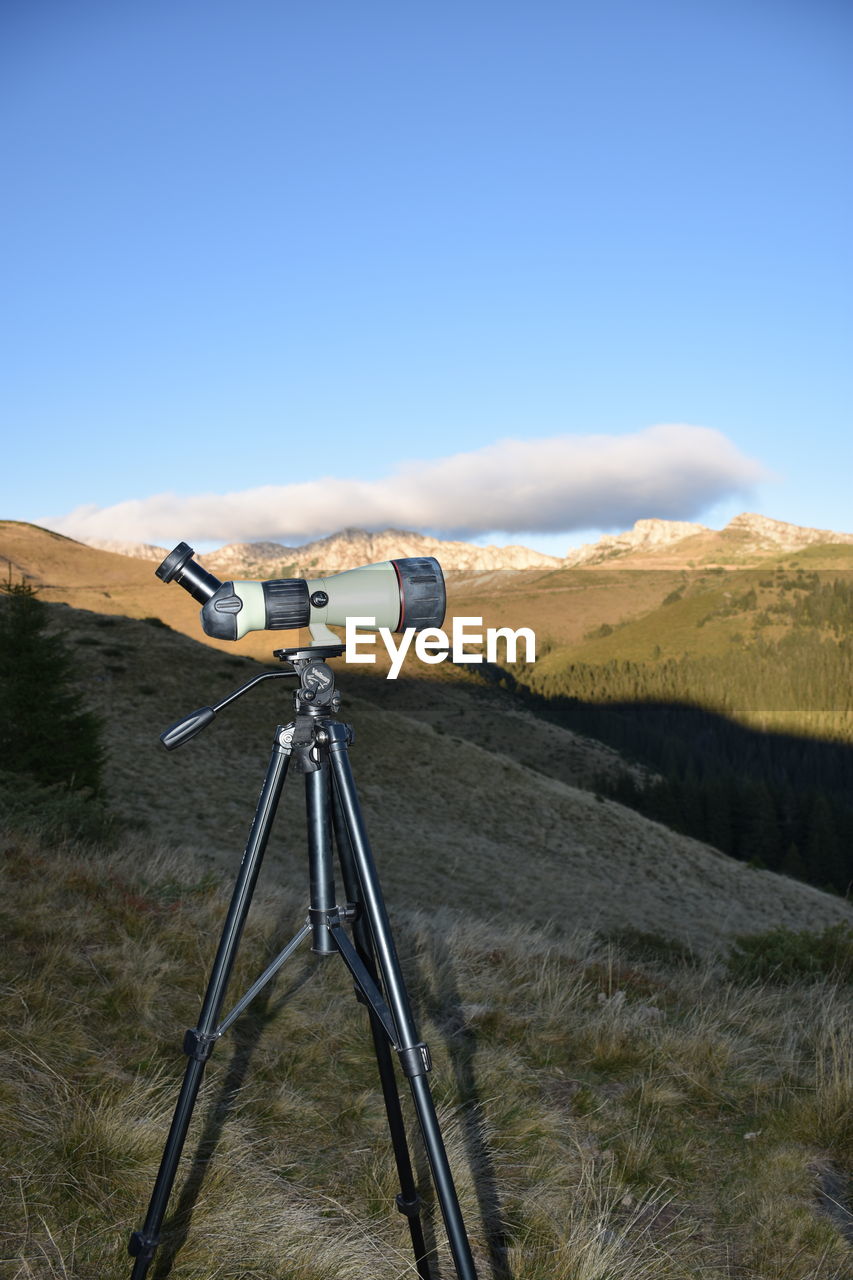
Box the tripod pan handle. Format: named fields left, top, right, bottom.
left=160, top=706, right=216, bottom=750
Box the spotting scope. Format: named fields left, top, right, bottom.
left=155, top=543, right=446, bottom=642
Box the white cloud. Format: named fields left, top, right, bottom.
left=43, top=424, right=769, bottom=546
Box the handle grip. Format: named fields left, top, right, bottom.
left=160, top=706, right=216, bottom=750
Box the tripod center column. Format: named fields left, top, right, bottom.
left=305, top=755, right=337, bottom=954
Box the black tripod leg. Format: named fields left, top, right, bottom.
left=326, top=724, right=478, bottom=1280
left=128, top=730, right=292, bottom=1279
left=330, top=783, right=433, bottom=1280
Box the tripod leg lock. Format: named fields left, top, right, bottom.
left=128, top=1229, right=158, bottom=1260
left=397, top=1041, right=433, bottom=1078
left=183, top=1027, right=219, bottom=1062
left=290, top=714, right=322, bottom=773
left=395, top=1191, right=424, bottom=1219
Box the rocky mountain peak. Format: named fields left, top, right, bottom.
left=723, top=513, right=853, bottom=550
left=204, top=528, right=563, bottom=575
left=563, top=517, right=710, bottom=567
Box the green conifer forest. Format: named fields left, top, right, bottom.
left=496, top=570, right=853, bottom=896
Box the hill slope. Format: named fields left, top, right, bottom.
left=3, top=518, right=852, bottom=947
left=44, top=601, right=853, bottom=954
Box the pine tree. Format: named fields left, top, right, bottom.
left=803, top=792, right=848, bottom=894
left=780, top=842, right=807, bottom=882
left=0, top=577, right=103, bottom=792
left=741, top=782, right=781, bottom=870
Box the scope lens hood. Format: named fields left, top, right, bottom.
left=393, top=557, right=446, bottom=630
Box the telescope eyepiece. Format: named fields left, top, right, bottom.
left=155, top=542, right=194, bottom=584
left=156, top=543, right=223, bottom=604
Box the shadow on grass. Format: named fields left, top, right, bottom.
left=152, top=955, right=317, bottom=1279
left=144, top=890, right=504, bottom=1276
left=149, top=940, right=448, bottom=1279
left=411, top=932, right=513, bottom=1280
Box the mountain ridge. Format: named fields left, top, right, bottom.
left=77, top=511, right=853, bottom=574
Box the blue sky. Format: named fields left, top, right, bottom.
left=1, top=0, right=850, bottom=554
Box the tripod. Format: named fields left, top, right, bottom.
left=128, top=642, right=479, bottom=1280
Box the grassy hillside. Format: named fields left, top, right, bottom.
left=3, top=832, right=853, bottom=1279
left=451, top=562, right=853, bottom=897
left=451, top=557, right=853, bottom=696
left=2, top=517, right=852, bottom=939
left=29, top=601, right=853, bottom=952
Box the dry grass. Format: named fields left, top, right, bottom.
left=3, top=833, right=852, bottom=1279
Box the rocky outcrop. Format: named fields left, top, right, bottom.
left=563, top=518, right=711, bottom=567
left=204, top=540, right=300, bottom=576
left=561, top=513, right=853, bottom=568
left=722, top=512, right=853, bottom=552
